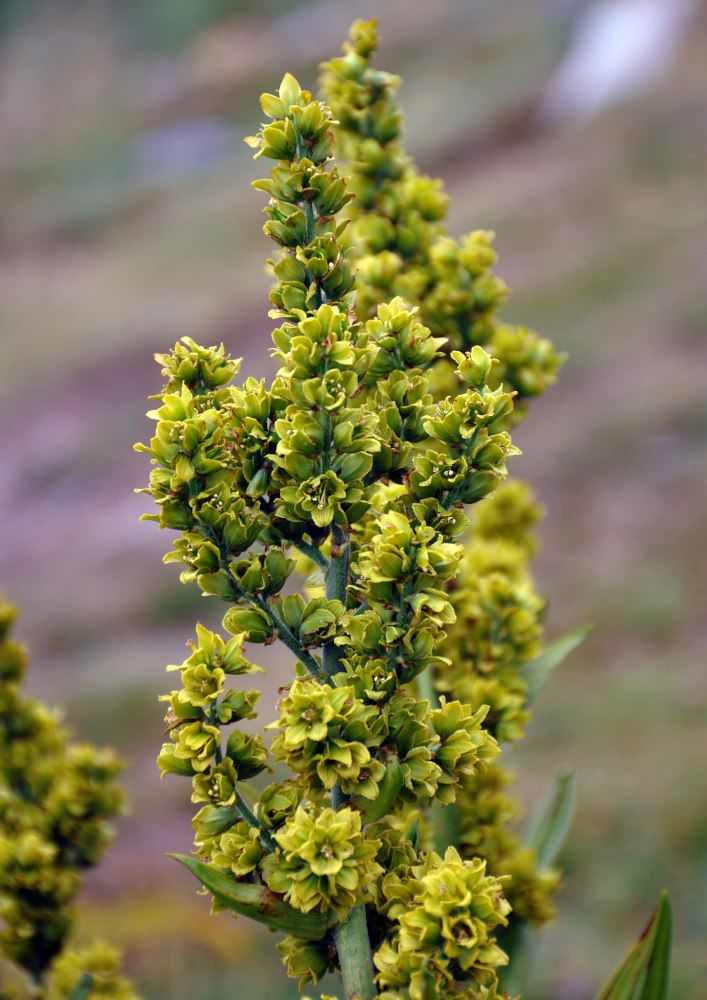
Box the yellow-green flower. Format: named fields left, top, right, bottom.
left=263, top=806, right=382, bottom=920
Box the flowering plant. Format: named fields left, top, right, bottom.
left=0, top=595, right=137, bottom=1000
left=132, top=19, right=671, bottom=1000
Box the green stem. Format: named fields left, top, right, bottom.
left=249, top=592, right=321, bottom=676
left=295, top=540, right=329, bottom=570
left=442, top=427, right=482, bottom=509
left=417, top=667, right=457, bottom=852
left=430, top=798, right=459, bottom=855
left=234, top=789, right=277, bottom=852
left=417, top=663, right=440, bottom=710
left=385, top=578, right=414, bottom=676
left=331, top=783, right=347, bottom=809
left=322, top=523, right=349, bottom=680
left=292, top=118, right=324, bottom=308
left=321, top=525, right=376, bottom=997
left=333, top=905, right=378, bottom=1000
left=188, top=444, right=322, bottom=677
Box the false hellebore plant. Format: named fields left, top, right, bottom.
left=0, top=595, right=138, bottom=1000
left=136, top=20, right=672, bottom=1000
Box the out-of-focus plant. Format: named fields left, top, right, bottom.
left=136, top=19, right=672, bottom=1000
left=0, top=595, right=138, bottom=1000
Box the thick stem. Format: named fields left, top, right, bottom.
left=417, top=668, right=458, bottom=853
left=430, top=797, right=459, bottom=856
left=322, top=523, right=349, bottom=680
left=417, top=663, right=440, bottom=710
left=333, top=905, right=378, bottom=1000
left=322, top=524, right=375, bottom=996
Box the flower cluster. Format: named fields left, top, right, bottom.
left=263, top=806, right=382, bottom=920
left=157, top=625, right=269, bottom=819
left=136, top=23, right=576, bottom=1000
left=0, top=595, right=136, bottom=998
left=431, top=484, right=562, bottom=932
left=320, top=19, right=565, bottom=406
left=374, top=847, right=511, bottom=1000
left=44, top=944, right=136, bottom=1000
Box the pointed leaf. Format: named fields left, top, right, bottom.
left=594, top=893, right=672, bottom=1000
left=168, top=853, right=337, bottom=941
left=526, top=770, right=576, bottom=869
left=642, top=894, right=672, bottom=1000
left=520, top=626, right=591, bottom=702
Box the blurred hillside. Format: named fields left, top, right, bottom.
left=0, top=2, right=706, bottom=999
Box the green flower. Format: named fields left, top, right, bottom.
left=191, top=758, right=240, bottom=806
left=430, top=700, right=500, bottom=803
left=277, top=935, right=338, bottom=989
left=463, top=675, right=530, bottom=744
left=376, top=847, right=510, bottom=997
left=170, top=721, right=221, bottom=773
left=274, top=679, right=345, bottom=747
left=270, top=679, right=384, bottom=796
left=262, top=806, right=382, bottom=920
left=278, top=471, right=355, bottom=528
left=212, top=820, right=264, bottom=876
left=46, top=943, right=139, bottom=1000
left=398, top=849, right=510, bottom=970
left=153, top=336, right=241, bottom=399
left=256, top=782, right=303, bottom=829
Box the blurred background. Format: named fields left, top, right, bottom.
left=0, top=1, right=705, bottom=998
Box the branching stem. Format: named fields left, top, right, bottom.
left=295, top=540, right=329, bottom=570
left=234, top=789, right=277, bottom=852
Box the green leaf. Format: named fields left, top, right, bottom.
left=168, top=853, right=338, bottom=941
left=520, top=625, right=591, bottom=702
left=525, top=770, right=576, bottom=869
left=593, top=893, right=672, bottom=1000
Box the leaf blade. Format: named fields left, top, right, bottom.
left=168, top=853, right=337, bottom=941
left=526, top=770, right=576, bottom=869
left=520, top=626, right=591, bottom=702
left=593, top=893, right=672, bottom=1000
